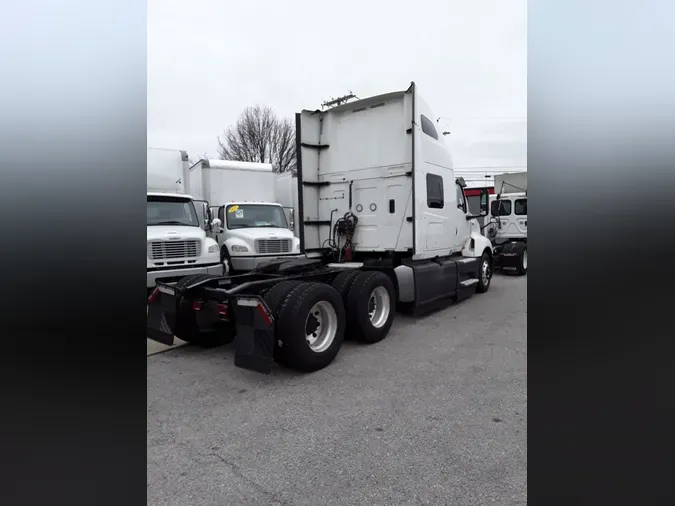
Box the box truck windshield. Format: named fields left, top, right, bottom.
left=225, top=204, right=288, bottom=229
left=147, top=196, right=200, bottom=227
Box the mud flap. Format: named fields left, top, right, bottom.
left=231, top=295, right=276, bottom=374
left=147, top=287, right=178, bottom=346
left=494, top=242, right=523, bottom=270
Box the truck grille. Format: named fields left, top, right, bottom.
left=148, top=240, right=201, bottom=260
left=255, top=239, right=292, bottom=254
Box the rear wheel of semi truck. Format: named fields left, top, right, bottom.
left=331, top=270, right=361, bottom=335
left=273, top=282, right=346, bottom=372
left=346, top=271, right=396, bottom=344
left=263, top=280, right=305, bottom=315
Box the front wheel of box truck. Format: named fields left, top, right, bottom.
left=274, top=282, right=346, bottom=372
left=346, top=271, right=396, bottom=344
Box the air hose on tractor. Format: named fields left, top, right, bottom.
left=323, top=211, right=358, bottom=262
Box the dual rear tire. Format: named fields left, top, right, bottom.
left=332, top=270, right=396, bottom=344
left=262, top=270, right=397, bottom=372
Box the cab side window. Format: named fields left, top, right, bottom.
left=426, top=173, right=444, bottom=209
left=491, top=199, right=512, bottom=216
left=455, top=183, right=466, bottom=213
left=515, top=198, right=527, bottom=215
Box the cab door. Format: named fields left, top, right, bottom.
left=215, top=205, right=226, bottom=246
left=193, top=200, right=213, bottom=237
left=452, top=182, right=471, bottom=251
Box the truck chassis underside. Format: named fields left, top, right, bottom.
left=147, top=254, right=492, bottom=374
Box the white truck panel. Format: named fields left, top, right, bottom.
left=275, top=172, right=300, bottom=235
left=147, top=148, right=190, bottom=193
left=298, top=91, right=415, bottom=253
left=189, top=159, right=276, bottom=206
left=187, top=161, right=204, bottom=201
left=495, top=172, right=527, bottom=193
left=297, top=83, right=466, bottom=259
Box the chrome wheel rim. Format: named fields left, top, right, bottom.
left=368, top=286, right=391, bottom=328
left=305, top=301, right=338, bottom=353
left=481, top=258, right=491, bottom=285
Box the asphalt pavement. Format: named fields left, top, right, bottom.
left=147, top=274, right=527, bottom=506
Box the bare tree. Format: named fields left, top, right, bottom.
left=217, top=105, right=296, bottom=173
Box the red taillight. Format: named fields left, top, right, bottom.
left=192, top=301, right=202, bottom=311
left=148, top=287, right=160, bottom=303
left=257, top=303, right=271, bottom=326
left=217, top=303, right=228, bottom=317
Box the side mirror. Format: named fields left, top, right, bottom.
left=289, top=209, right=295, bottom=231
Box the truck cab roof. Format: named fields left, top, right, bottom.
left=225, top=201, right=281, bottom=206
left=491, top=191, right=526, bottom=200
left=147, top=192, right=195, bottom=200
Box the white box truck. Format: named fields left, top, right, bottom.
left=147, top=83, right=494, bottom=375
left=187, top=159, right=301, bottom=273
left=147, top=148, right=223, bottom=292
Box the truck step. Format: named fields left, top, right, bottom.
left=459, top=278, right=479, bottom=287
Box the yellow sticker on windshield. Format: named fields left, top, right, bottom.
left=228, top=205, right=239, bottom=213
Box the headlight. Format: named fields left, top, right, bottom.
left=207, top=244, right=219, bottom=253
left=231, top=245, right=248, bottom=253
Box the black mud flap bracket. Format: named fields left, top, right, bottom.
left=231, top=295, right=276, bottom=374
left=147, top=286, right=179, bottom=346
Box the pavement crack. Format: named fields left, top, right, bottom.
left=209, top=452, right=290, bottom=506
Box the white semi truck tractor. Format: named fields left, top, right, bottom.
left=147, top=83, right=493, bottom=374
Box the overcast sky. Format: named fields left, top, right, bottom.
left=148, top=0, right=526, bottom=185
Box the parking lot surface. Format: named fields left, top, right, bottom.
left=147, top=274, right=527, bottom=506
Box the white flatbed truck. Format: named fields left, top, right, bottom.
left=147, top=83, right=494, bottom=373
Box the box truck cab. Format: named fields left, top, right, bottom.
left=187, top=159, right=301, bottom=273
left=485, top=190, right=528, bottom=275
left=147, top=148, right=223, bottom=290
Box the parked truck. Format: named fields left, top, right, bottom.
left=186, top=159, right=301, bottom=274
left=484, top=186, right=527, bottom=275
left=147, top=148, right=223, bottom=292
left=147, top=83, right=493, bottom=374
